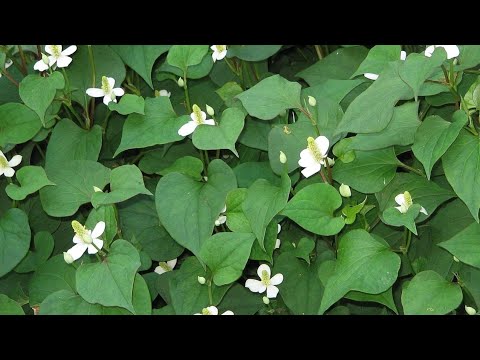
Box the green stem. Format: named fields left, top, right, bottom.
left=102, top=109, right=112, bottom=136
left=203, top=150, right=210, bottom=167
left=314, top=45, right=323, bottom=60
left=63, top=101, right=85, bottom=129
left=298, top=106, right=320, bottom=136
left=17, top=45, right=28, bottom=75
left=61, top=68, right=71, bottom=101
left=86, top=45, right=96, bottom=129
left=402, top=227, right=412, bottom=255
left=35, top=143, right=46, bottom=160
left=319, top=168, right=328, bottom=183
left=183, top=71, right=192, bottom=113
left=0, top=69, right=19, bottom=87
left=324, top=159, right=333, bottom=185
left=215, top=149, right=220, bottom=159
left=208, top=279, right=213, bottom=305
left=224, top=57, right=240, bottom=77
left=399, top=161, right=425, bottom=177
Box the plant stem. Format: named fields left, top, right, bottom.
left=61, top=68, right=71, bottom=101
left=314, top=45, right=323, bottom=60
left=17, top=46, right=28, bottom=75
left=86, top=45, right=96, bottom=129
left=224, top=57, right=240, bottom=77
left=63, top=101, right=85, bottom=128
left=402, top=227, right=412, bottom=255
left=324, top=160, right=333, bottom=184
left=398, top=161, right=425, bottom=177
left=0, top=69, right=19, bottom=87
left=35, top=143, right=46, bottom=160
left=215, top=149, right=220, bottom=159
left=183, top=70, right=192, bottom=113
left=208, top=279, right=213, bottom=305
left=319, top=168, right=328, bottom=183
left=36, top=45, right=42, bottom=59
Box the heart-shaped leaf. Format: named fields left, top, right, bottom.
left=0, top=103, right=42, bottom=147
left=5, top=166, right=55, bottom=201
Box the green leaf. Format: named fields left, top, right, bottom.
left=192, top=107, right=245, bottom=156
left=111, top=45, right=171, bottom=89
left=412, top=111, right=467, bottom=179
left=282, top=183, right=345, bottom=236
left=438, top=223, right=480, bottom=269
left=401, top=270, right=462, bottom=315
left=114, top=97, right=187, bottom=156
left=199, top=232, right=255, bottom=286
left=456, top=45, right=480, bottom=71
left=227, top=45, right=282, bottom=61
left=108, top=94, right=145, bottom=115
left=0, top=294, right=24, bottom=315
left=15, top=231, right=54, bottom=273
left=443, top=129, right=480, bottom=221
left=76, top=240, right=141, bottom=313
left=250, top=220, right=279, bottom=263
left=225, top=188, right=252, bottom=233
left=274, top=252, right=324, bottom=315
left=19, top=72, right=64, bottom=124
left=166, top=45, right=208, bottom=73
left=29, top=255, right=76, bottom=306
left=156, top=160, right=237, bottom=257
left=158, top=156, right=204, bottom=180
left=352, top=45, right=402, bottom=78
left=217, top=283, right=263, bottom=315
left=5, top=166, right=55, bottom=201
left=139, top=142, right=199, bottom=175
left=383, top=204, right=421, bottom=235
left=237, top=75, right=301, bottom=120
left=243, top=173, right=290, bottom=249
left=0, top=103, right=42, bottom=147
left=45, top=119, right=103, bottom=171
left=346, top=288, right=398, bottom=314
left=40, top=160, right=111, bottom=217
left=348, top=102, right=421, bottom=151
left=319, top=229, right=401, bottom=314
left=158, top=54, right=214, bottom=80
left=293, top=237, right=316, bottom=264
left=40, top=289, right=103, bottom=315
left=332, top=147, right=399, bottom=193
left=0, top=208, right=31, bottom=277
left=91, top=165, right=152, bottom=208
left=238, top=118, right=271, bottom=151
left=303, top=79, right=365, bottom=104
left=86, top=205, right=117, bottom=247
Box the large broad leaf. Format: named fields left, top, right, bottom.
left=238, top=118, right=271, bottom=151
left=0, top=208, right=31, bottom=277
left=114, top=97, right=187, bottom=156
left=15, top=231, right=54, bottom=273
left=227, top=45, right=282, bottom=61
left=76, top=240, right=141, bottom=313
left=296, top=46, right=369, bottom=86
left=108, top=94, right=145, bottom=115
left=19, top=72, right=64, bottom=125
left=158, top=54, right=214, bottom=80
left=352, top=45, right=402, bottom=78
left=40, top=160, right=111, bottom=217
left=303, top=79, right=365, bottom=104
left=0, top=295, right=24, bottom=315
left=443, top=129, right=480, bottom=221
left=243, top=173, right=290, bottom=249
left=111, top=45, right=171, bottom=89
left=282, top=183, right=345, bottom=236
left=319, top=229, right=401, bottom=314
left=348, top=101, right=421, bottom=151
left=274, top=252, right=324, bottom=315
left=237, top=75, right=301, bottom=120
left=456, top=45, right=480, bottom=71
left=166, top=45, right=209, bottom=73
left=401, top=270, right=462, bottom=315
left=5, top=166, right=55, bottom=201
left=217, top=283, right=263, bottom=315
left=199, top=232, right=255, bottom=286
left=332, top=147, right=399, bottom=193
left=29, top=254, right=76, bottom=306
left=91, top=165, right=152, bottom=208
left=234, top=162, right=281, bottom=188
left=336, top=62, right=413, bottom=135
left=192, top=107, right=245, bottom=157
left=0, top=103, right=42, bottom=147
left=45, top=119, right=103, bottom=171
left=158, top=156, right=204, bottom=180
left=225, top=188, right=252, bottom=233
left=156, top=160, right=237, bottom=257
left=376, top=172, right=455, bottom=223
left=438, top=223, right=480, bottom=269
left=413, top=111, right=467, bottom=180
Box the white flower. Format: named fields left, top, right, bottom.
left=33, top=45, right=77, bottom=71
left=425, top=45, right=459, bottom=60
left=0, top=151, right=22, bottom=178
left=245, top=264, right=283, bottom=298
left=0, top=59, right=13, bottom=78
left=194, top=306, right=233, bottom=315
left=211, top=45, right=227, bottom=63
left=364, top=50, right=407, bottom=81
left=215, top=204, right=227, bottom=226
left=394, top=191, right=428, bottom=215
left=339, top=183, right=351, bottom=198
left=66, top=221, right=105, bottom=261
left=465, top=305, right=477, bottom=315
left=86, top=76, right=125, bottom=105
left=154, top=259, right=177, bottom=275
left=178, top=104, right=215, bottom=137
left=158, top=89, right=171, bottom=97
left=298, top=136, right=330, bottom=178
left=275, top=224, right=282, bottom=249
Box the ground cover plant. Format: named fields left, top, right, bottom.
left=1, top=44, right=479, bottom=315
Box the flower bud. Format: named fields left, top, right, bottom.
left=327, top=157, right=335, bottom=167
left=339, top=184, right=351, bottom=198
left=279, top=151, right=287, bottom=164
left=197, top=276, right=206, bottom=285
left=158, top=89, right=171, bottom=97
left=177, top=77, right=185, bottom=87
left=93, top=186, right=103, bottom=193
left=63, top=252, right=74, bottom=264
left=453, top=256, right=460, bottom=263
left=262, top=296, right=270, bottom=305
left=42, top=53, right=49, bottom=65
left=206, top=104, right=215, bottom=116
left=308, top=96, right=317, bottom=107
left=465, top=305, right=476, bottom=315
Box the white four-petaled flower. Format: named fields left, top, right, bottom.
left=34, top=45, right=77, bottom=71
left=211, top=45, right=227, bottom=63
left=154, top=259, right=177, bottom=275
left=86, top=76, right=125, bottom=105
left=394, top=191, right=428, bottom=216
left=364, top=50, right=407, bottom=81
left=178, top=104, right=215, bottom=136
left=215, top=204, right=227, bottom=226
left=66, top=221, right=105, bottom=261
left=0, top=151, right=22, bottom=178
left=245, top=264, right=283, bottom=298
left=425, top=45, right=459, bottom=60
left=0, top=59, right=13, bottom=78
left=298, top=136, right=330, bottom=178
left=194, top=306, right=234, bottom=315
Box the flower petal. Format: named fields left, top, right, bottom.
left=62, top=45, right=77, bottom=56
left=0, top=169, right=4, bottom=177
left=400, top=50, right=407, bottom=60
left=298, top=149, right=316, bottom=168
left=270, top=273, right=284, bottom=286
left=107, top=77, right=116, bottom=89
left=206, top=306, right=218, bottom=315
left=443, top=45, right=460, bottom=59
left=394, top=194, right=405, bottom=206
left=395, top=205, right=404, bottom=213
left=167, top=258, right=177, bottom=269
left=8, top=155, right=22, bottom=167
left=178, top=121, right=198, bottom=136
left=154, top=265, right=167, bottom=275
left=86, top=88, right=105, bottom=97
left=275, top=239, right=281, bottom=249
left=91, top=221, right=106, bottom=238
left=266, top=285, right=279, bottom=298
left=215, top=215, right=227, bottom=226
left=221, top=204, right=227, bottom=213
left=103, top=95, right=113, bottom=105
left=277, top=224, right=281, bottom=233
left=44, top=45, right=56, bottom=55
left=301, top=163, right=321, bottom=178
left=210, top=45, right=217, bottom=51
left=73, top=235, right=82, bottom=244
left=222, top=310, right=234, bottom=315
left=33, top=60, right=49, bottom=71
left=87, top=239, right=104, bottom=254
left=245, top=279, right=266, bottom=293
left=48, top=56, right=57, bottom=66
left=56, top=55, right=72, bottom=68
left=113, top=88, right=125, bottom=97
left=203, top=119, right=215, bottom=126
left=424, top=45, right=435, bottom=57
left=67, top=243, right=88, bottom=261
left=315, top=136, right=330, bottom=156
left=216, top=51, right=227, bottom=61
left=3, top=167, right=14, bottom=177
left=257, top=264, right=271, bottom=279
left=364, top=73, right=379, bottom=80
left=212, top=52, right=218, bottom=62
left=420, top=206, right=428, bottom=216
